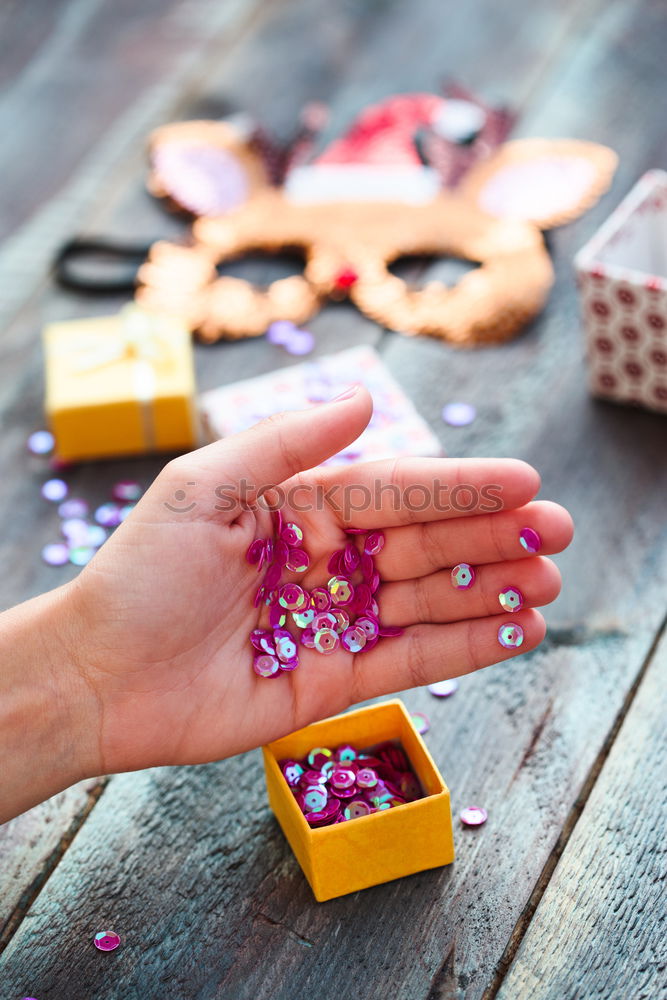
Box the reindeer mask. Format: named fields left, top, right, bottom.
left=136, top=91, right=617, bottom=346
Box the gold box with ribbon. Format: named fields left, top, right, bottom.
left=43, top=306, right=198, bottom=462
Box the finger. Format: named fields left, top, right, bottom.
left=153, top=384, right=373, bottom=522
left=379, top=556, right=561, bottom=626
left=375, top=501, right=574, bottom=581
left=351, top=609, right=546, bottom=701
left=315, top=457, right=540, bottom=528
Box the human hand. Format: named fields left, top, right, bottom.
left=63, top=385, right=572, bottom=778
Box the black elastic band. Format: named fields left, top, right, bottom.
left=53, top=238, right=155, bottom=293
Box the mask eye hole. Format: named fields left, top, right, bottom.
left=389, top=253, right=480, bottom=287
left=216, top=248, right=305, bottom=286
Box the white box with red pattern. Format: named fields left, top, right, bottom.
left=575, top=169, right=667, bottom=414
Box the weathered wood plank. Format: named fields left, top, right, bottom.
left=0, top=0, right=266, bottom=328
left=0, top=780, right=104, bottom=945
left=496, top=626, right=667, bottom=1000
left=1, top=0, right=667, bottom=997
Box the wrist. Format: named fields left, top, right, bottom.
left=0, top=582, right=102, bottom=822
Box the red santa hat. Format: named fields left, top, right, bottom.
left=284, top=93, right=460, bottom=204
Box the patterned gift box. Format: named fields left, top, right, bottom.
left=574, top=169, right=667, bottom=414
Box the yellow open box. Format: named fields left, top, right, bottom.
left=262, top=699, right=455, bottom=902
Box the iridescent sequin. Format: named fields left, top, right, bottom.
left=41, top=542, right=69, bottom=566
left=246, top=539, right=265, bottom=564
left=93, top=930, right=121, bottom=952
left=279, top=584, right=307, bottom=611
left=311, top=611, right=335, bottom=631
left=94, top=503, right=124, bottom=528
left=328, top=575, right=354, bottom=606
left=364, top=531, right=385, bottom=556
left=292, top=607, right=315, bottom=629
left=285, top=548, right=309, bottom=572
left=58, top=498, right=89, bottom=519
left=303, top=785, right=328, bottom=811
left=330, top=767, right=356, bottom=790
left=112, top=480, right=142, bottom=502
left=498, top=586, right=524, bottom=612
left=355, top=615, right=380, bottom=640
left=27, top=429, right=55, bottom=455
left=61, top=518, right=90, bottom=545
left=411, top=712, right=430, bottom=735
left=356, top=767, right=378, bottom=789
left=282, top=522, right=304, bottom=546
left=498, top=623, right=524, bottom=649
left=344, top=800, right=372, bottom=820
left=330, top=609, right=349, bottom=634
left=451, top=563, right=475, bottom=590
left=314, top=627, right=339, bottom=655
left=343, top=542, right=360, bottom=573
left=282, top=761, right=304, bottom=786
left=68, top=545, right=95, bottom=566
left=269, top=605, right=287, bottom=629
left=441, top=402, right=477, bottom=427
left=307, top=747, right=333, bottom=768
left=254, top=653, right=281, bottom=677
left=519, top=527, right=541, bottom=554
left=41, top=479, right=68, bottom=502
left=428, top=678, right=459, bottom=698
left=341, top=625, right=367, bottom=653
left=460, top=806, right=488, bottom=827
left=275, top=633, right=298, bottom=663
left=310, top=587, right=332, bottom=612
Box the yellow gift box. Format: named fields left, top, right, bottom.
left=43, top=306, right=198, bottom=462
left=262, top=699, right=455, bottom=902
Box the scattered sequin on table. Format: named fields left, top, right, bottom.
left=27, top=429, right=55, bottom=455
left=281, top=741, right=424, bottom=828
left=411, top=711, right=430, bottom=734
left=460, top=805, right=488, bottom=827
left=93, top=930, right=121, bottom=952
left=58, top=498, right=90, bottom=519
left=266, top=320, right=314, bottom=356
left=41, top=478, right=68, bottom=502
left=40, top=479, right=143, bottom=567
left=41, top=542, right=70, bottom=567
left=428, top=678, right=459, bottom=698
left=441, top=402, right=477, bottom=427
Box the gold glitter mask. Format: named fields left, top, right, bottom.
left=136, top=97, right=617, bottom=346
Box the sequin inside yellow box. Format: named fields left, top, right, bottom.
left=262, top=699, right=455, bottom=902
left=43, top=306, right=198, bottom=462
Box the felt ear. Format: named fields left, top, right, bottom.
left=146, top=119, right=270, bottom=218
left=458, top=138, right=618, bottom=229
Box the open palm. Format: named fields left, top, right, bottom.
left=70, top=386, right=572, bottom=777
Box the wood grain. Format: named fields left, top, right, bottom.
left=0, top=780, right=104, bottom=943
left=0, top=0, right=666, bottom=996
left=496, top=626, right=667, bottom=1000
left=0, top=0, right=265, bottom=328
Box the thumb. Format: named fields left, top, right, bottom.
left=158, top=384, right=373, bottom=522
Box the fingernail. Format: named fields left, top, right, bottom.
left=330, top=384, right=360, bottom=402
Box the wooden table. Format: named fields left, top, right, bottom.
left=1, top=1, right=666, bottom=997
